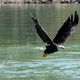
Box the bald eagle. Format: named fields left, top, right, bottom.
left=32, top=11, right=79, bottom=57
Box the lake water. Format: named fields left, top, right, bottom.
left=0, top=4, right=80, bottom=80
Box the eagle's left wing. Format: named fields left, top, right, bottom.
left=53, top=11, right=79, bottom=45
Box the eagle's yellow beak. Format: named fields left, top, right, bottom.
left=43, top=53, right=48, bottom=57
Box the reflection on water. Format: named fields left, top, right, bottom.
left=0, top=4, right=80, bottom=80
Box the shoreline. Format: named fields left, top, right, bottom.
left=0, top=3, right=79, bottom=5
left=0, top=1, right=80, bottom=4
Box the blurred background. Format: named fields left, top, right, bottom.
left=0, top=4, right=79, bottom=80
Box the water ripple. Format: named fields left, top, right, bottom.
left=0, top=58, right=80, bottom=79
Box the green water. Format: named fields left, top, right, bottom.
left=0, top=4, right=80, bottom=80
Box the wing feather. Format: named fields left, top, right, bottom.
left=32, top=17, right=54, bottom=44
left=53, top=11, right=79, bottom=45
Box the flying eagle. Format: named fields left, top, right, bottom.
left=32, top=11, right=79, bottom=57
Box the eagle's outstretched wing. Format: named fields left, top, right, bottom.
left=32, top=17, right=55, bottom=45
left=53, top=11, right=79, bottom=45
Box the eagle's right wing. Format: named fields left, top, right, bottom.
left=32, top=17, right=54, bottom=45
